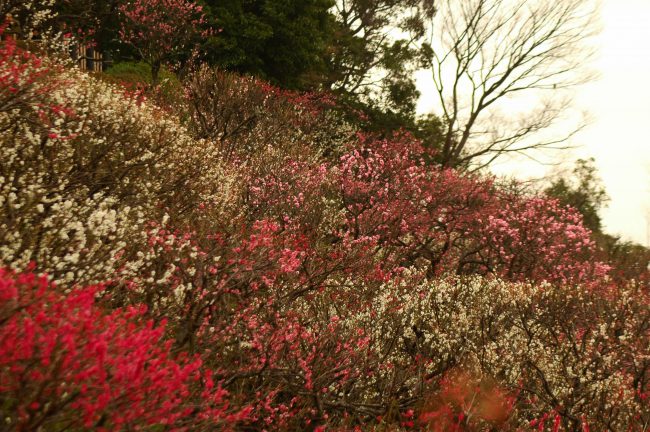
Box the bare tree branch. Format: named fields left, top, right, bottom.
left=423, top=0, right=598, bottom=169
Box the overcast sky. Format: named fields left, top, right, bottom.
left=415, top=0, right=650, bottom=245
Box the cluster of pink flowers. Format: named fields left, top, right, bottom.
left=337, top=133, right=605, bottom=284
left=118, top=0, right=210, bottom=81
left=478, top=197, right=611, bottom=285
left=118, top=0, right=209, bottom=49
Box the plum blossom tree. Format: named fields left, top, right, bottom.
left=118, top=0, right=210, bottom=86
left=463, top=196, right=611, bottom=285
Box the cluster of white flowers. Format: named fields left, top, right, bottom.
left=1, top=0, right=57, bottom=38
left=296, top=275, right=648, bottom=429
left=0, top=49, right=240, bottom=287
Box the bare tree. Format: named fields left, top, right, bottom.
left=421, top=0, right=598, bottom=169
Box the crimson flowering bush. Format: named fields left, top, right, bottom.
left=0, top=267, right=250, bottom=431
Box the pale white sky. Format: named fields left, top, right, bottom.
left=415, top=0, right=650, bottom=245
left=579, top=0, right=650, bottom=245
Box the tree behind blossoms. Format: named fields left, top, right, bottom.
left=118, top=0, right=210, bottom=86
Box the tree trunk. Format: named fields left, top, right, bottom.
left=151, top=61, right=161, bottom=88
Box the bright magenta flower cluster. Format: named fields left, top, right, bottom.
left=0, top=268, right=251, bottom=430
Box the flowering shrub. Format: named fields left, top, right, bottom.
left=0, top=11, right=647, bottom=430
left=330, top=275, right=649, bottom=430
left=336, top=134, right=608, bottom=284
left=467, top=196, right=611, bottom=285
left=183, top=65, right=352, bottom=164
left=0, top=0, right=57, bottom=40
left=0, top=29, right=238, bottom=286
left=0, top=268, right=250, bottom=431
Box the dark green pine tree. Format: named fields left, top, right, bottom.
left=545, top=158, right=608, bottom=233
left=201, top=0, right=335, bottom=91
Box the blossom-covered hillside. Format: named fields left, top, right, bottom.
left=0, top=9, right=648, bottom=432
